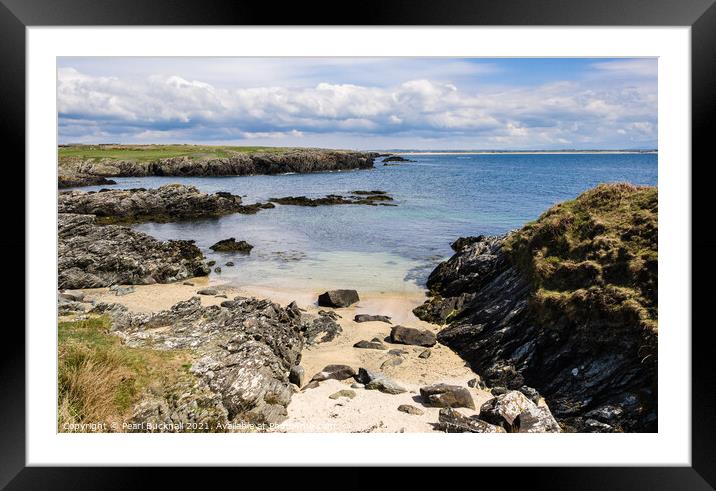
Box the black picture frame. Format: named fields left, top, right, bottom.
left=4, top=0, right=714, bottom=487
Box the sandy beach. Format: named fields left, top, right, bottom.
left=77, top=279, right=490, bottom=433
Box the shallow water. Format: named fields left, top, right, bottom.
left=74, top=153, right=657, bottom=295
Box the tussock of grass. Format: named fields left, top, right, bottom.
left=58, top=316, right=192, bottom=432
left=503, top=183, right=657, bottom=337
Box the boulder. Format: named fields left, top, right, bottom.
left=353, top=340, right=386, bottom=350
left=390, top=325, right=437, bottom=347
left=420, top=383, right=475, bottom=409
left=436, top=408, right=506, bottom=433
left=479, top=390, right=560, bottom=433
left=354, top=314, right=392, bottom=324
left=380, top=357, right=403, bottom=369
left=289, top=365, right=305, bottom=387
left=356, top=368, right=406, bottom=394
left=398, top=404, right=424, bottom=416
left=310, top=364, right=356, bottom=382
left=317, top=289, right=360, bottom=308
left=210, top=238, right=254, bottom=254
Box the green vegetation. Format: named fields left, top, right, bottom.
left=503, top=183, right=658, bottom=338
left=58, top=316, right=193, bottom=432
left=58, top=144, right=307, bottom=162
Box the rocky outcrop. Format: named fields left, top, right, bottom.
left=210, top=238, right=254, bottom=253
left=106, top=296, right=305, bottom=425
left=59, top=150, right=376, bottom=180
left=382, top=155, right=414, bottom=163
left=58, top=184, right=273, bottom=223
left=479, top=391, right=560, bottom=433
left=318, top=289, right=360, bottom=308
left=414, top=184, right=658, bottom=432
left=58, top=213, right=210, bottom=289
left=58, top=174, right=117, bottom=189
left=270, top=192, right=395, bottom=207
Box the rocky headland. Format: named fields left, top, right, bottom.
left=59, top=184, right=274, bottom=223
left=414, top=183, right=658, bottom=432
left=59, top=149, right=377, bottom=187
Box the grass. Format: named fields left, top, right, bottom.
left=58, top=144, right=325, bottom=163
left=502, top=183, right=658, bottom=338
left=57, top=316, right=193, bottom=432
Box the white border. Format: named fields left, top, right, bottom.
left=27, top=27, right=691, bottom=466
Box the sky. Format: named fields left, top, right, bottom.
left=57, top=57, right=657, bottom=151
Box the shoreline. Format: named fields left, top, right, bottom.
left=393, top=150, right=657, bottom=156
left=72, top=279, right=491, bottom=433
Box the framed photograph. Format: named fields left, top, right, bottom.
left=6, top=0, right=714, bottom=486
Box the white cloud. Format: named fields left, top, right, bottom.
left=57, top=60, right=657, bottom=149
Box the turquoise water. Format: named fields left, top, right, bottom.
left=75, top=153, right=658, bottom=294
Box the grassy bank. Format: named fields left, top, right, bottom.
left=58, top=315, right=193, bottom=432
left=503, top=183, right=658, bottom=337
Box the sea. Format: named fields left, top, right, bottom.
left=72, top=153, right=658, bottom=297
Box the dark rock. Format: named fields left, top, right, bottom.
left=206, top=260, right=216, bottom=267
left=303, top=312, right=343, bottom=345
left=317, top=289, right=360, bottom=308
left=355, top=368, right=406, bottom=394
left=519, top=386, right=541, bottom=405
left=183, top=281, right=194, bottom=286
left=450, top=235, right=485, bottom=252
left=58, top=175, right=117, bottom=189
left=225, top=262, right=235, bottom=267
left=420, top=383, right=475, bottom=409
left=380, top=357, right=403, bottom=369
left=382, top=155, right=413, bottom=162
left=58, top=213, right=210, bottom=289
left=310, top=364, right=356, bottom=382
left=302, top=380, right=321, bottom=390
left=415, top=231, right=657, bottom=432
left=398, top=404, right=424, bottom=416
left=197, top=288, right=217, bottom=295
left=214, top=267, right=222, bottom=274
left=109, top=284, right=135, bottom=296
left=418, top=349, right=431, bottom=359
left=467, top=377, right=487, bottom=390
left=354, top=314, right=392, bottom=324
left=318, top=309, right=341, bottom=319
left=390, top=325, right=437, bottom=347
left=210, top=238, right=254, bottom=254
left=388, top=349, right=408, bottom=356
left=58, top=184, right=266, bottom=223
left=436, top=408, right=506, bottom=433
left=491, top=387, right=509, bottom=396
left=270, top=192, right=394, bottom=207
left=353, top=340, right=386, bottom=350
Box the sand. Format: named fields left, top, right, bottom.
left=74, top=279, right=491, bottom=433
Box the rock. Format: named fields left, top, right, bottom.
left=58, top=184, right=267, bottom=223
left=382, top=155, right=413, bottom=162
left=213, top=267, right=222, bottom=274
left=302, top=381, right=320, bottom=390
left=354, top=314, right=392, bottom=323
left=491, top=387, right=509, bottom=396
left=310, top=365, right=356, bottom=382
left=519, top=386, right=541, bottom=405
left=450, top=236, right=485, bottom=252
left=270, top=191, right=394, bottom=207
left=329, top=389, right=356, bottom=400
left=436, top=408, right=506, bottom=433
left=397, top=404, right=424, bottom=416
left=467, top=377, right=487, bottom=390
left=58, top=291, right=85, bottom=302
left=183, top=281, right=194, bottom=286
left=58, top=213, right=210, bottom=289
left=210, top=238, right=254, bottom=254
left=109, top=284, right=135, bottom=296
left=215, top=294, right=228, bottom=299
left=418, top=349, right=431, bottom=359
left=206, top=260, right=216, bottom=267
left=387, top=348, right=408, bottom=356
left=414, top=185, right=658, bottom=432
left=390, top=325, right=437, bottom=347
left=317, top=289, right=360, bottom=308
left=420, top=383, right=475, bottom=409
left=353, top=340, right=386, bottom=350
left=197, top=288, right=218, bottom=296
left=102, top=296, right=304, bottom=425
left=303, top=312, right=343, bottom=345
left=351, top=383, right=364, bottom=389
left=317, top=309, right=341, bottom=319
left=480, top=391, right=560, bottom=433
left=289, top=365, right=305, bottom=387
left=225, top=262, right=235, bottom=267
left=380, top=357, right=403, bottom=369
left=357, top=368, right=406, bottom=394
left=58, top=174, right=117, bottom=189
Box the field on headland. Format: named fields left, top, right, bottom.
left=58, top=144, right=326, bottom=162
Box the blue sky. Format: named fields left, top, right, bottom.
left=57, top=57, right=657, bottom=150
